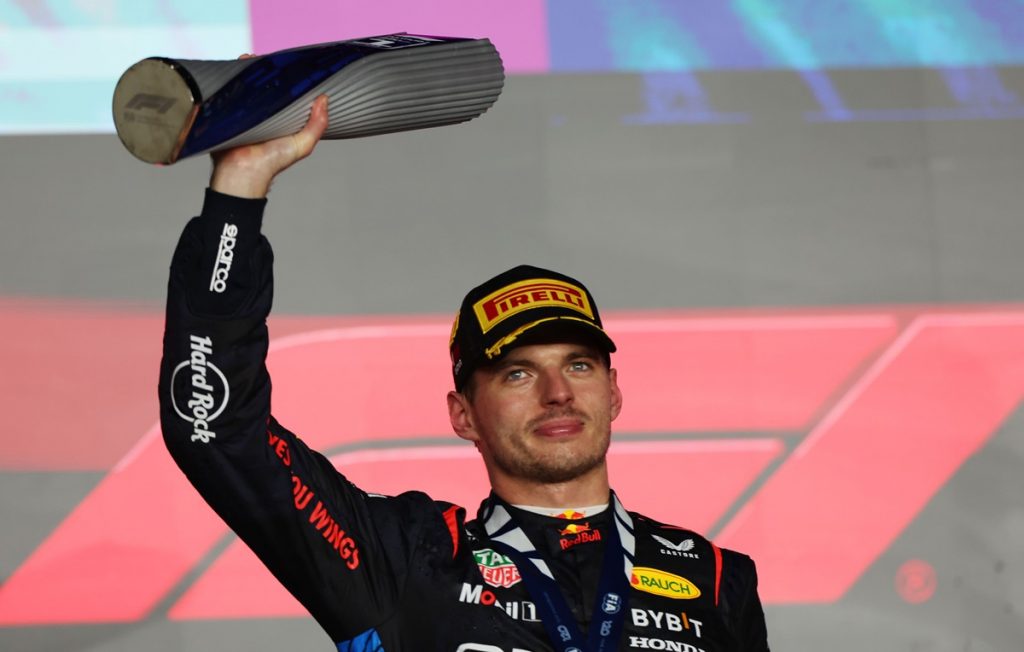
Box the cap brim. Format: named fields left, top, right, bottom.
left=485, top=316, right=616, bottom=360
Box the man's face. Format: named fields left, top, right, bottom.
left=447, top=341, right=623, bottom=485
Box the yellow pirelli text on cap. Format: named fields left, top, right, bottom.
left=630, top=567, right=702, bottom=600
left=449, top=312, right=460, bottom=347
left=473, top=279, right=594, bottom=333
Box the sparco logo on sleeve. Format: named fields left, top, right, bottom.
left=171, top=335, right=229, bottom=443
left=209, top=223, right=238, bottom=293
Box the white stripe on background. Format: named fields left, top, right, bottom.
left=0, top=26, right=251, bottom=81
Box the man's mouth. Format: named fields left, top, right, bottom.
left=533, top=417, right=585, bottom=438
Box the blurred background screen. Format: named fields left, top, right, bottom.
left=4, top=0, right=1024, bottom=133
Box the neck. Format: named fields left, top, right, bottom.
left=489, top=462, right=611, bottom=508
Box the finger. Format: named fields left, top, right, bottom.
left=312, top=94, right=329, bottom=131
left=291, top=95, right=329, bottom=158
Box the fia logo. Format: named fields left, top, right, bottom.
left=601, top=592, right=622, bottom=614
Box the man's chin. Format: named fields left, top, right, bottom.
left=503, top=449, right=607, bottom=485
left=527, top=464, right=602, bottom=485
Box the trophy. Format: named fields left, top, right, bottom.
left=112, top=33, right=504, bottom=164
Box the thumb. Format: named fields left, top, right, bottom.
left=291, top=95, right=329, bottom=160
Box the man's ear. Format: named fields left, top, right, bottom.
left=447, top=391, right=479, bottom=442
left=608, top=367, right=623, bottom=422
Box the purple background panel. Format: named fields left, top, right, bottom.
left=248, top=0, right=549, bottom=73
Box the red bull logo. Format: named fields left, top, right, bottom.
left=552, top=509, right=587, bottom=520
left=559, top=524, right=602, bottom=550
left=473, top=279, right=593, bottom=333
left=559, top=523, right=591, bottom=536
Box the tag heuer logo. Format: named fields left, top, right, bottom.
left=652, top=534, right=700, bottom=559
left=474, top=548, right=521, bottom=588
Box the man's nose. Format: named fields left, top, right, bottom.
left=540, top=368, right=574, bottom=406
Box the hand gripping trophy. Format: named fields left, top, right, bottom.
left=112, top=33, right=504, bottom=164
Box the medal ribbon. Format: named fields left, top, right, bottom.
left=481, top=492, right=635, bottom=652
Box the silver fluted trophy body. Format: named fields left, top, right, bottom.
left=112, top=33, right=505, bottom=164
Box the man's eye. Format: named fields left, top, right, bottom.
left=506, top=369, right=527, bottom=381
left=569, top=361, right=592, bottom=371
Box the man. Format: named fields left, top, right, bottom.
left=160, top=96, right=769, bottom=651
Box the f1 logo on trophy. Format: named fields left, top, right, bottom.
left=112, top=33, right=505, bottom=164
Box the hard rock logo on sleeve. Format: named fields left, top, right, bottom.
left=170, top=334, right=229, bottom=443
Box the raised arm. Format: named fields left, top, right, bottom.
left=157, top=96, right=426, bottom=645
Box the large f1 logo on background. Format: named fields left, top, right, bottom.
left=1, top=306, right=1023, bottom=623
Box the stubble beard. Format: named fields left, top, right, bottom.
left=490, top=411, right=612, bottom=484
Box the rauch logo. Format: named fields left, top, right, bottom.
left=631, top=567, right=701, bottom=600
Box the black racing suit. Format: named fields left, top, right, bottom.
left=159, top=190, right=770, bottom=651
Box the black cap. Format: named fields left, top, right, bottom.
left=449, top=265, right=617, bottom=391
